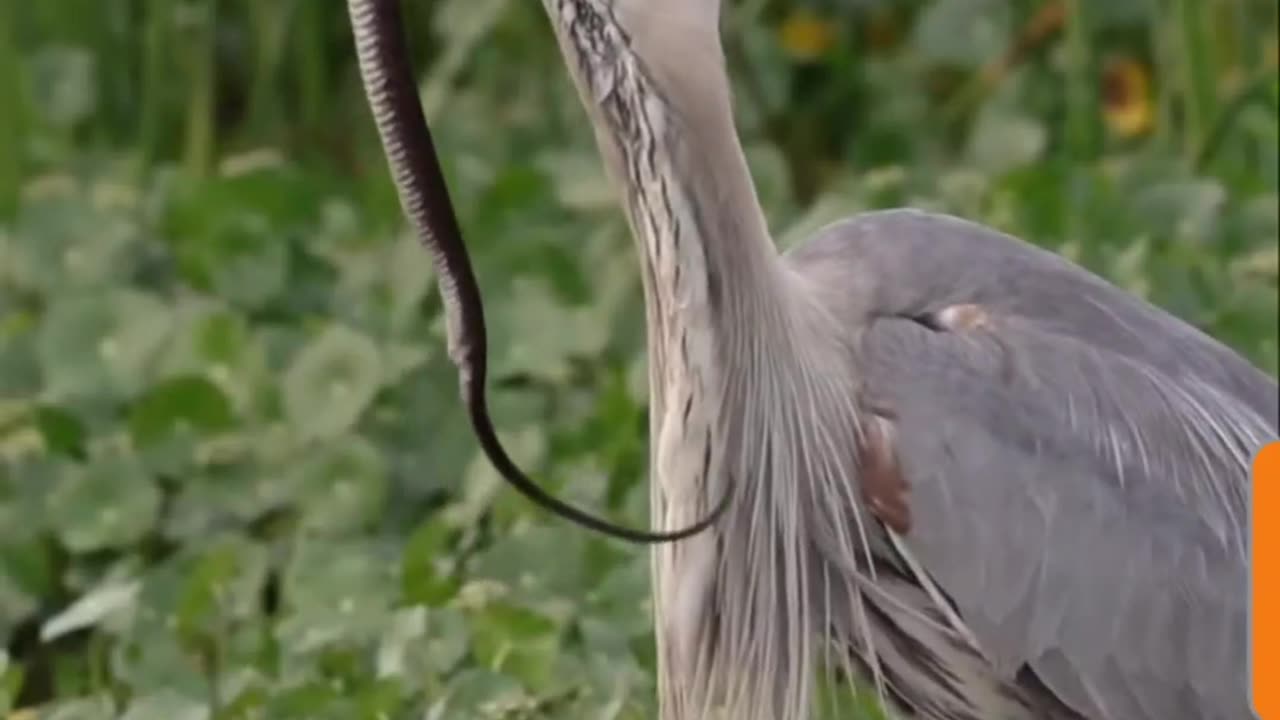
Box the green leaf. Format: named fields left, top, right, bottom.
left=39, top=694, right=115, bottom=720
left=539, top=149, right=616, bottom=212
left=277, top=539, right=398, bottom=656
left=120, top=690, right=209, bottom=720
left=37, top=289, right=173, bottom=402
left=375, top=605, right=427, bottom=680
left=290, top=435, right=388, bottom=534
left=164, top=166, right=321, bottom=239
left=443, top=426, right=546, bottom=530
left=33, top=405, right=86, bottom=458
left=1133, top=179, right=1227, bottom=243
left=326, top=231, right=437, bottom=338
left=387, top=231, right=437, bottom=330
left=437, top=669, right=528, bottom=720
left=472, top=525, right=584, bottom=601
left=155, top=304, right=268, bottom=414
left=8, top=179, right=140, bottom=294
left=0, top=647, right=23, bottom=714
left=0, top=564, right=39, bottom=641
left=174, top=535, right=269, bottom=636
left=0, top=458, right=57, bottom=545
left=469, top=601, right=561, bottom=688
left=491, top=278, right=610, bottom=383
left=425, top=607, right=470, bottom=676
left=46, top=454, right=161, bottom=553
left=200, top=216, right=291, bottom=309
left=165, top=169, right=315, bottom=310
left=27, top=46, right=97, bottom=130
left=129, top=375, right=235, bottom=474
left=110, top=603, right=206, bottom=699
left=911, top=0, right=1010, bottom=68
left=282, top=325, right=381, bottom=440
left=376, top=605, right=470, bottom=687
left=402, top=520, right=460, bottom=607
left=967, top=106, right=1048, bottom=176
left=41, top=579, right=140, bottom=642
left=0, top=312, right=40, bottom=399
left=367, top=360, right=474, bottom=500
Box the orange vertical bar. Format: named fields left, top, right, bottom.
left=1255, top=442, right=1280, bottom=719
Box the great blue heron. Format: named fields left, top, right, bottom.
left=346, top=1, right=1279, bottom=719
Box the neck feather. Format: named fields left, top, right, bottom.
left=544, top=0, right=783, bottom=374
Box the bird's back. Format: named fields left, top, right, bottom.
left=785, top=208, right=1277, bottom=425
left=781, top=208, right=1276, bottom=719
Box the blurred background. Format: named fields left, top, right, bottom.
left=0, top=1, right=1276, bottom=718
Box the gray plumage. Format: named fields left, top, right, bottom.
left=354, top=0, right=1280, bottom=718
left=794, top=212, right=1274, bottom=718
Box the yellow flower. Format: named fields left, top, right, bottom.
left=1101, top=56, right=1155, bottom=139
left=780, top=10, right=836, bottom=63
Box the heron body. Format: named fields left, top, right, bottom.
left=538, top=2, right=1277, bottom=719
left=348, top=1, right=1280, bottom=718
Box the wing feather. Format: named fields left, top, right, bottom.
left=785, top=208, right=1274, bottom=718
left=858, top=314, right=1273, bottom=720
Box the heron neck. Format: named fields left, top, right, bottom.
left=542, top=0, right=785, bottom=367
left=605, top=73, right=786, bottom=375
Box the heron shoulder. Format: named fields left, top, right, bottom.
left=782, top=207, right=1279, bottom=427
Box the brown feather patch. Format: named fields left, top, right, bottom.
left=937, top=303, right=1021, bottom=384
left=859, top=416, right=911, bottom=534
left=937, top=303, right=990, bottom=331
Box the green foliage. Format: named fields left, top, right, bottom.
left=1, top=0, right=1277, bottom=718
